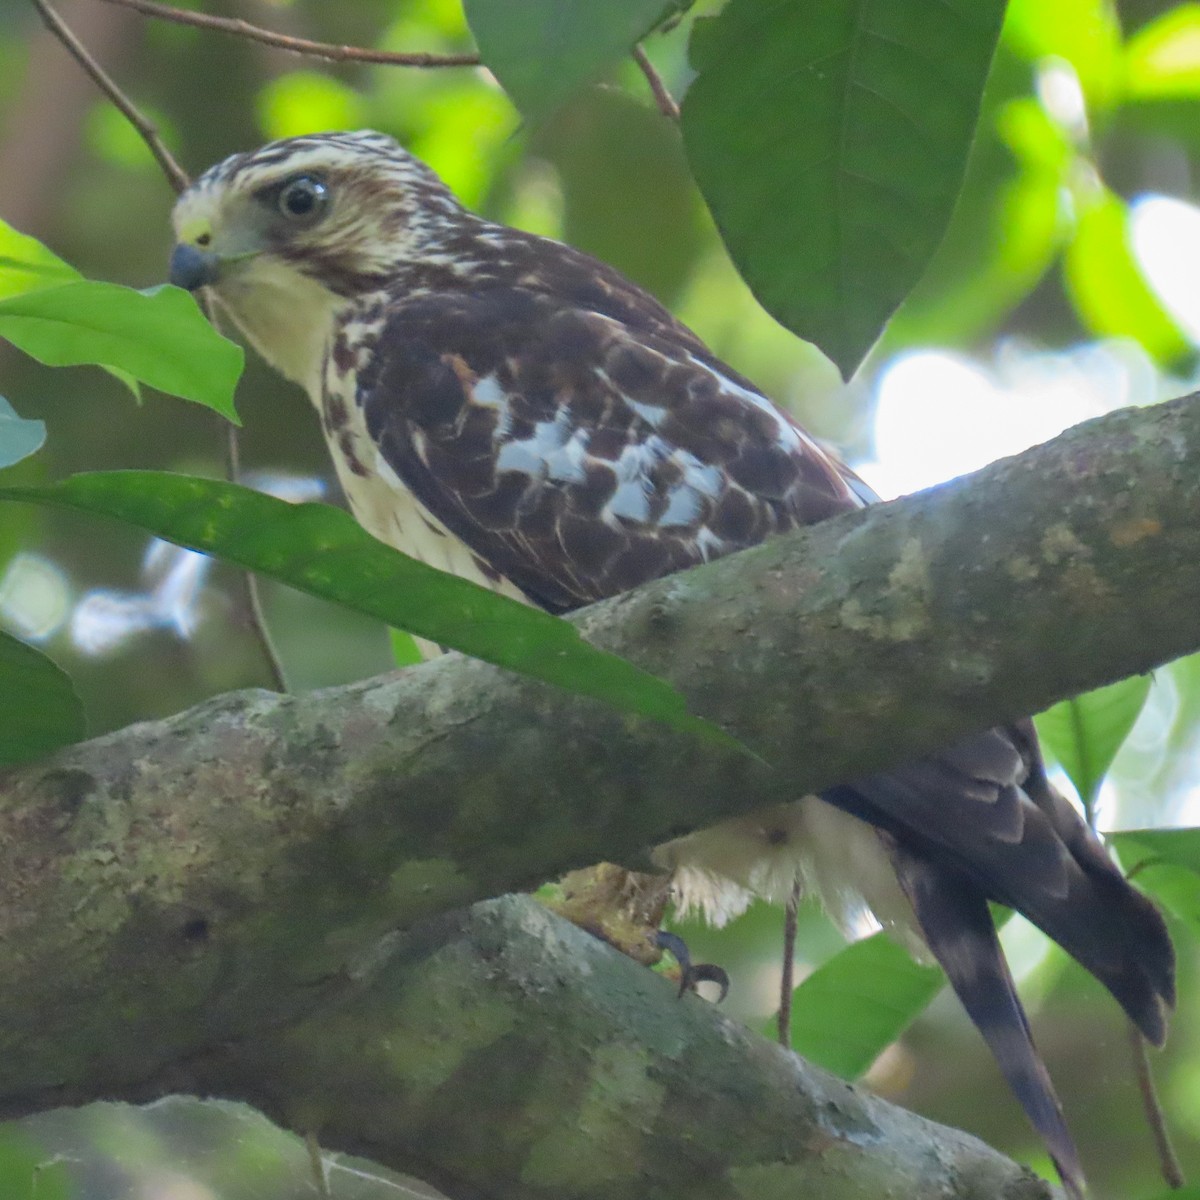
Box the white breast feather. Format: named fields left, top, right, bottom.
left=653, top=796, right=926, bottom=957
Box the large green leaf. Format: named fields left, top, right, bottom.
left=0, top=631, right=86, bottom=766
left=0, top=397, right=45, bottom=469
left=0, top=282, right=242, bottom=422
left=1034, top=674, right=1153, bottom=824
left=0, top=218, right=80, bottom=301
left=885, top=87, right=1069, bottom=349
left=1110, top=827, right=1200, bottom=938
left=0, top=220, right=141, bottom=399
left=780, top=931, right=944, bottom=1079
left=682, top=0, right=1005, bottom=378
left=0, top=472, right=733, bottom=746
left=464, top=0, right=672, bottom=119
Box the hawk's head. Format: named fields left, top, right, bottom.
left=169, top=130, right=467, bottom=388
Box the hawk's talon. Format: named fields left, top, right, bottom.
left=655, top=930, right=730, bottom=1002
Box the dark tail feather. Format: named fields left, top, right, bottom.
left=1012, top=727, right=1176, bottom=1044
left=890, top=846, right=1087, bottom=1200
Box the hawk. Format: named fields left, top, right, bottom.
left=170, top=130, right=1173, bottom=1198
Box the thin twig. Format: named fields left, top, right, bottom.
left=1127, top=1021, right=1185, bottom=1189
left=777, top=878, right=802, bottom=1047
left=1121, top=855, right=1186, bottom=1190
left=1108, top=830, right=1183, bottom=1188
left=304, top=1130, right=332, bottom=1199
left=221, top=400, right=290, bottom=695
left=98, top=0, right=480, bottom=68
left=631, top=44, right=680, bottom=121
left=29, top=0, right=190, bottom=193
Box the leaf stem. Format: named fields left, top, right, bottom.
left=96, top=0, right=481, bottom=68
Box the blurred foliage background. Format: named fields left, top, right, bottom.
left=5, top=0, right=1200, bottom=1197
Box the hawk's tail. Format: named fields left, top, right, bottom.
left=890, top=846, right=1087, bottom=1200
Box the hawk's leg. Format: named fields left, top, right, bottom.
left=777, top=878, right=803, bottom=1047
left=654, top=930, right=730, bottom=1002
left=540, top=863, right=728, bottom=999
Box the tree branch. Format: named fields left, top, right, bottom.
left=173, top=895, right=1055, bottom=1200
left=2, top=392, right=1200, bottom=1162
left=96, top=0, right=481, bottom=68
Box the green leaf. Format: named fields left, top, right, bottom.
left=681, top=0, right=1005, bottom=378
left=257, top=71, right=367, bottom=140
left=780, top=931, right=944, bottom=1079
left=886, top=84, right=1070, bottom=348
left=1003, top=0, right=1121, bottom=111
left=0, top=397, right=46, bottom=469
left=1034, top=674, right=1153, bottom=822
left=1062, top=190, right=1191, bottom=366
left=0, top=472, right=735, bottom=748
left=1110, top=827, right=1200, bottom=938
left=464, top=0, right=671, bottom=119
left=0, top=220, right=143, bottom=400
left=0, top=1129, right=71, bottom=1200
left=388, top=627, right=423, bottom=668
left=0, top=631, right=86, bottom=766
left=1125, top=5, right=1200, bottom=102
left=0, top=218, right=80, bottom=301
left=0, top=282, right=242, bottom=421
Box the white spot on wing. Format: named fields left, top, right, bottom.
left=626, top=396, right=667, bottom=427
left=659, top=484, right=703, bottom=528
left=682, top=459, right=723, bottom=498
left=545, top=431, right=589, bottom=484
left=615, top=436, right=670, bottom=482
left=496, top=440, right=546, bottom=478
left=695, top=527, right=725, bottom=559
left=607, top=480, right=651, bottom=523
left=472, top=373, right=512, bottom=436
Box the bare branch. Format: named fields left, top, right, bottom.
left=96, top=0, right=481, bottom=68
left=632, top=44, right=680, bottom=121
left=30, top=0, right=190, bottom=193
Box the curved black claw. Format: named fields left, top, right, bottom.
left=655, top=930, right=730, bottom=1003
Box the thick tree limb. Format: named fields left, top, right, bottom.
left=173, top=895, right=1054, bottom=1200
left=2, top=393, right=1199, bottom=1167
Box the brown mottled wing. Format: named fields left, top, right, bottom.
left=356, top=285, right=865, bottom=614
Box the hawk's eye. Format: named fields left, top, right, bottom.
left=276, top=175, right=328, bottom=221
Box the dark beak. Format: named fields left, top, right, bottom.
left=169, top=243, right=221, bottom=291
